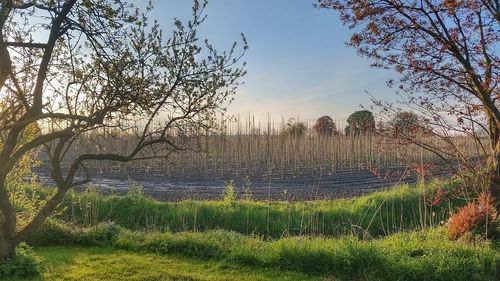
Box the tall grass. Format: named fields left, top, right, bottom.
left=30, top=221, right=499, bottom=281
left=55, top=179, right=467, bottom=238
left=23, top=179, right=496, bottom=280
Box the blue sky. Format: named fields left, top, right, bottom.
left=148, top=0, right=398, bottom=123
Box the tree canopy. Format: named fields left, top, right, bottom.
left=284, top=118, right=307, bottom=138
left=345, top=110, right=375, bottom=135
left=0, top=0, right=246, bottom=259
left=389, top=111, right=421, bottom=136
left=318, top=0, right=500, bottom=213
left=313, top=115, right=337, bottom=136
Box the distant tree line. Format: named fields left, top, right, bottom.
left=283, top=110, right=422, bottom=137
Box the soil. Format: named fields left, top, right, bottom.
left=33, top=163, right=448, bottom=202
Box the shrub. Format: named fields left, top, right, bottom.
left=222, top=181, right=236, bottom=204
left=30, top=219, right=122, bottom=247
left=448, top=193, right=498, bottom=240
left=78, top=221, right=122, bottom=246
left=0, top=243, right=41, bottom=277
left=28, top=219, right=78, bottom=246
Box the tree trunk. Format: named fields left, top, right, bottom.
left=0, top=176, right=17, bottom=261
left=489, top=139, right=500, bottom=213
left=0, top=234, right=14, bottom=261
left=487, top=114, right=500, bottom=213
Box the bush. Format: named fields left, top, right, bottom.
left=29, top=219, right=121, bottom=247
left=0, top=243, right=41, bottom=277
left=448, top=193, right=498, bottom=240
left=115, top=229, right=238, bottom=259
left=78, top=221, right=122, bottom=246
left=222, top=181, right=236, bottom=204
left=28, top=219, right=78, bottom=246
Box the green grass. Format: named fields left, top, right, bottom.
left=7, top=246, right=325, bottom=281
left=26, top=221, right=500, bottom=281
left=112, top=227, right=499, bottom=281
left=8, top=179, right=494, bottom=280
left=55, top=179, right=467, bottom=238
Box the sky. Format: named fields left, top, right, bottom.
left=147, top=0, right=398, bottom=124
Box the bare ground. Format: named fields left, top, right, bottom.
left=33, top=163, right=448, bottom=201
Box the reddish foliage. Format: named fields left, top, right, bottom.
left=313, top=116, right=337, bottom=136
left=447, top=193, right=497, bottom=240
left=318, top=0, right=500, bottom=220
left=426, top=188, right=449, bottom=207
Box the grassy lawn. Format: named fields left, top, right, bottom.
left=6, top=246, right=326, bottom=281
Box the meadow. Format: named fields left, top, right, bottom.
left=15, top=224, right=498, bottom=281
left=2, top=179, right=498, bottom=281
left=54, top=180, right=465, bottom=238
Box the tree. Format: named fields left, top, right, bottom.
left=283, top=118, right=307, bottom=138
left=345, top=110, right=375, bottom=135
left=318, top=1, right=500, bottom=212
left=0, top=0, right=246, bottom=260
left=313, top=115, right=337, bottom=136
left=389, top=111, right=420, bottom=137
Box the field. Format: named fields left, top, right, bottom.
left=13, top=120, right=495, bottom=281
left=34, top=117, right=486, bottom=201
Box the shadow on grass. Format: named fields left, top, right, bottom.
left=6, top=246, right=326, bottom=281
